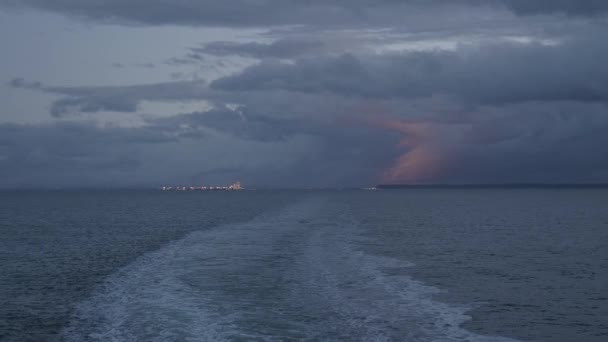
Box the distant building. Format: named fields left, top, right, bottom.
left=228, top=181, right=242, bottom=190
left=161, top=181, right=244, bottom=191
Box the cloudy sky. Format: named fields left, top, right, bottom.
left=1, top=1, right=607, bottom=188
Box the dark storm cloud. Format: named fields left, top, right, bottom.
left=4, top=0, right=608, bottom=187
left=2, top=0, right=606, bottom=29
left=501, top=0, right=608, bottom=16
left=0, top=121, right=176, bottom=188
left=444, top=103, right=608, bottom=183
left=155, top=106, right=402, bottom=186
left=211, top=38, right=608, bottom=105
left=0, top=0, right=428, bottom=27
left=0, top=106, right=401, bottom=188
left=3, top=100, right=607, bottom=188
left=9, top=26, right=608, bottom=186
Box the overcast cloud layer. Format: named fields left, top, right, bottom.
left=1, top=1, right=608, bottom=188
left=3, top=0, right=608, bottom=26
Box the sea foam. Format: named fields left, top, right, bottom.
left=62, top=198, right=518, bottom=341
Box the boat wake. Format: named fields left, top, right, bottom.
left=62, top=198, right=518, bottom=341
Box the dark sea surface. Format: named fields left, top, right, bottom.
left=0, top=189, right=606, bottom=341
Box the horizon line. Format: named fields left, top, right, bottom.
left=376, top=183, right=608, bottom=189
left=3, top=183, right=608, bottom=191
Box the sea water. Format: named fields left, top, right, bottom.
left=1, top=189, right=606, bottom=341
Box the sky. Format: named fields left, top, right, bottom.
left=1, top=0, right=607, bottom=188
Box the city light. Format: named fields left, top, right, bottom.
left=161, top=182, right=244, bottom=191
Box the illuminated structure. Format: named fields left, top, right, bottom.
left=228, top=181, right=242, bottom=190
left=161, top=182, right=244, bottom=191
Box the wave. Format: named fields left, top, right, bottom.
left=61, top=198, right=518, bottom=341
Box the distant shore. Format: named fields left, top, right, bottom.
left=376, top=184, right=608, bottom=189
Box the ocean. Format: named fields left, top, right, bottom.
left=0, top=189, right=606, bottom=341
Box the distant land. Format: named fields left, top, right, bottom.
left=161, top=182, right=244, bottom=191
left=376, top=184, right=608, bottom=189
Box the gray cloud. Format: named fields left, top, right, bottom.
left=4, top=97, right=608, bottom=188
left=501, top=0, right=608, bottom=16
left=3, top=0, right=608, bottom=187
left=49, top=97, right=139, bottom=117
left=196, top=39, right=330, bottom=59
left=445, top=102, right=608, bottom=183
left=2, top=0, right=606, bottom=30
left=0, top=0, right=429, bottom=27
left=211, top=38, right=608, bottom=105
left=11, top=79, right=210, bottom=116
left=0, top=109, right=401, bottom=188
left=9, top=27, right=608, bottom=185
left=0, top=121, right=173, bottom=187
left=152, top=109, right=307, bottom=142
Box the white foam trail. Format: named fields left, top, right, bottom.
left=62, top=199, right=519, bottom=341
left=298, top=222, right=517, bottom=341
left=61, top=200, right=325, bottom=341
